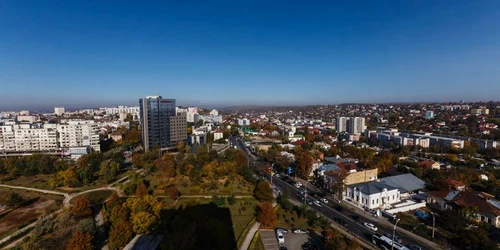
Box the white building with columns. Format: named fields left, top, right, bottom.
left=346, top=181, right=401, bottom=209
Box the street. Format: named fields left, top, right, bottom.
left=229, top=136, right=432, bottom=250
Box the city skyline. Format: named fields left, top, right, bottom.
left=1, top=1, right=500, bottom=109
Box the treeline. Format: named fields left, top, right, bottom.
left=0, top=154, right=69, bottom=178
left=49, top=150, right=125, bottom=188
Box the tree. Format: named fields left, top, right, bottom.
left=132, top=211, right=156, bottom=234
left=295, top=147, right=313, bottom=178
left=166, top=186, right=181, bottom=200
left=109, top=205, right=130, bottom=226
left=71, top=196, right=92, bottom=219
left=109, top=219, right=133, bottom=250
left=227, top=194, right=236, bottom=205
left=66, top=231, right=93, bottom=250
left=328, top=169, right=349, bottom=201
left=154, top=154, right=177, bottom=178
left=324, top=233, right=347, bottom=250
left=75, top=218, right=96, bottom=235
left=256, top=202, right=276, bottom=229
left=58, top=168, right=79, bottom=187
left=254, top=181, right=274, bottom=202
left=3, top=192, right=25, bottom=208
left=136, top=182, right=148, bottom=198
left=99, top=160, right=120, bottom=183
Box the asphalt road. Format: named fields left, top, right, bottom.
left=229, top=136, right=429, bottom=250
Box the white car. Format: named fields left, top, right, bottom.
left=292, top=229, right=307, bottom=234
left=320, top=198, right=329, bottom=204
left=277, top=232, right=285, bottom=243
left=294, top=183, right=302, bottom=188
left=363, top=222, right=378, bottom=232
left=313, top=200, right=323, bottom=207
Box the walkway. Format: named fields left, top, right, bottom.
left=238, top=221, right=261, bottom=250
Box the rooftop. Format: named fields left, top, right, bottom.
left=379, top=173, right=425, bottom=193
left=349, top=181, right=398, bottom=195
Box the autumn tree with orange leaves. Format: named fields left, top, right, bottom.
left=66, top=231, right=93, bottom=250
left=256, top=202, right=276, bottom=228
left=71, top=196, right=92, bottom=219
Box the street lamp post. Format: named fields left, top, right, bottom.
left=431, top=212, right=435, bottom=239
left=391, top=218, right=400, bottom=250
left=270, top=163, right=275, bottom=185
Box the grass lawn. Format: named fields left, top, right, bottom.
left=276, top=206, right=310, bottom=230
left=1, top=174, right=53, bottom=190
left=167, top=197, right=259, bottom=244
left=249, top=232, right=265, bottom=250
left=0, top=187, right=63, bottom=240
left=70, top=190, right=115, bottom=205
left=148, top=174, right=254, bottom=196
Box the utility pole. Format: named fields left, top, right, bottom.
left=391, top=218, right=400, bottom=250
left=431, top=212, right=435, bottom=239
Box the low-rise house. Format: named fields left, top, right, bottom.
left=427, top=191, right=500, bottom=228
left=378, top=173, right=426, bottom=198
left=419, top=160, right=440, bottom=170
left=213, top=129, right=224, bottom=141
left=346, top=181, right=401, bottom=209
left=443, top=179, right=466, bottom=191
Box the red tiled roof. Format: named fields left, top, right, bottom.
left=420, top=160, right=438, bottom=168
left=337, top=162, right=357, bottom=171
left=292, top=140, right=305, bottom=146
left=451, top=192, right=500, bottom=217
left=428, top=190, right=450, bottom=199
left=443, top=179, right=465, bottom=188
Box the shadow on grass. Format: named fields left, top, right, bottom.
left=158, top=203, right=237, bottom=250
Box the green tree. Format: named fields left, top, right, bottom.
left=3, top=192, right=25, bottom=208
left=99, top=160, right=120, bottom=183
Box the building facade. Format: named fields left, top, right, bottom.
left=54, top=107, right=65, bottom=116
left=139, top=96, right=186, bottom=151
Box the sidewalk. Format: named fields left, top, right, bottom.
left=238, top=221, right=261, bottom=250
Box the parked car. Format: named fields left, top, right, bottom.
left=313, top=200, right=323, bottom=207
left=293, top=229, right=307, bottom=234
left=320, top=198, right=328, bottom=204
left=407, top=244, right=422, bottom=250
left=276, top=228, right=289, bottom=234
left=363, top=222, right=378, bottom=231
left=294, top=182, right=303, bottom=188
left=277, top=232, right=285, bottom=243
left=384, top=233, right=402, bottom=243
left=275, top=173, right=281, bottom=178
left=334, top=217, right=348, bottom=226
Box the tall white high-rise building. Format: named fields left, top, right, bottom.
left=349, top=117, right=366, bottom=134
left=336, top=117, right=349, bottom=133
left=54, top=107, right=65, bottom=116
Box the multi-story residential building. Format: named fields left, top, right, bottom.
left=237, top=118, right=250, bottom=126
left=54, top=107, right=65, bottom=116
left=335, top=117, right=348, bottom=133
left=425, top=111, right=434, bottom=119
left=0, top=125, right=17, bottom=151
left=57, top=120, right=100, bottom=152
left=349, top=117, right=366, bottom=134
left=139, top=96, right=187, bottom=151
left=471, top=108, right=489, bottom=115
left=176, top=107, right=198, bottom=123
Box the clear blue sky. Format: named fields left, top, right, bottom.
left=1, top=1, right=499, bottom=110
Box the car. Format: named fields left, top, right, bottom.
left=335, top=206, right=344, bottom=212
left=307, top=200, right=313, bottom=205
left=349, top=214, right=360, bottom=222
left=313, top=200, right=323, bottom=207
left=363, top=222, right=378, bottom=231
left=292, top=229, right=307, bottom=234
left=276, top=228, right=288, bottom=234
left=275, top=173, right=281, bottom=178
left=277, top=232, right=285, bottom=243
left=280, top=247, right=288, bottom=250
left=294, top=183, right=303, bottom=188
left=384, top=233, right=402, bottom=243
left=334, top=217, right=348, bottom=226
left=320, top=198, right=328, bottom=204
left=407, top=244, right=422, bottom=250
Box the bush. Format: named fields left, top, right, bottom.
left=227, top=195, right=236, bottom=205
left=3, top=192, right=25, bottom=208
left=211, top=195, right=226, bottom=206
